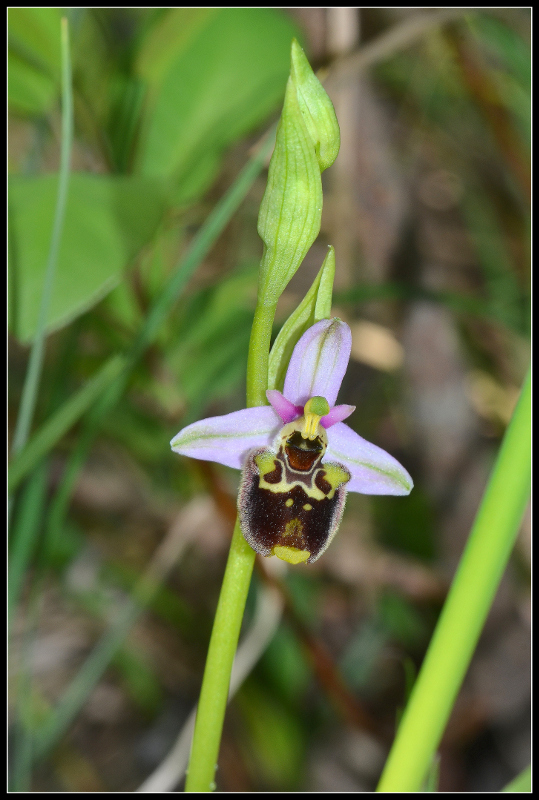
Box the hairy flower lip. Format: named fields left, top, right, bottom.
left=171, top=319, right=413, bottom=496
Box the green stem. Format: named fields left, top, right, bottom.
left=32, top=553, right=171, bottom=762
left=185, top=299, right=278, bottom=793
left=11, top=18, right=73, bottom=456
left=377, top=367, right=531, bottom=792
left=184, top=522, right=256, bottom=792
left=246, top=300, right=278, bottom=408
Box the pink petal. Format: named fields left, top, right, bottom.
left=171, top=406, right=280, bottom=470
left=283, top=318, right=352, bottom=407
left=324, top=422, right=413, bottom=495
left=266, top=389, right=303, bottom=423
left=321, top=404, right=355, bottom=428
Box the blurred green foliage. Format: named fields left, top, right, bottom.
left=237, top=678, right=306, bottom=789
left=8, top=8, right=63, bottom=115
left=9, top=8, right=299, bottom=343
left=135, top=9, right=299, bottom=195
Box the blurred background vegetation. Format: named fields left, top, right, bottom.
left=8, top=8, right=530, bottom=792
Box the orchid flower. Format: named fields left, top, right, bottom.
left=171, top=318, right=412, bottom=564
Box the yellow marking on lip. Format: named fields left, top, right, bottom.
left=272, top=546, right=310, bottom=565
left=257, top=462, right=346, bottom=501
left=303, top=503, right=312, bottom=511
left=285, top=498, right=294, bottom=507
left=322, top=463, right=351, bottom=490
left=255, top=450, right=279, bottom=476
left=283, top=518, right=303, bottom=537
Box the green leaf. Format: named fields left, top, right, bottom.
left=376, top=370, right=531, bottom=792
left=8, top=173, right=168, bottom=342
left=135, top=8, right=299, bottom=203
left=8, top=8, right=62, bottom=116
left=135, top=8, right=215, bottom=88
left=268, top=245, right=335, bottom=391
left=8, top=53, right=58, bottom=117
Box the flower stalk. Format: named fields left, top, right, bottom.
left=183, top=40, right=341, bottom=792
left=184, top=520, right=255, bottom=792
left=180, top=40, right=408, bottom=792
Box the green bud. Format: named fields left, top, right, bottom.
left=290, top=39, right=340, bottom=172
left=256, top=40, right=340, bottom=306
left=268, top=246, right=335, bottom=392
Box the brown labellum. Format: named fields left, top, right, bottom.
left=238, top=425, right=350, bottom=564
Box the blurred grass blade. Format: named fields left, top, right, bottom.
left=377, top=367, right=531, bottom=792
left=10, top=17, right=73, bottom=455
left=10, top=664, right=34, bottom=791
left=501, top=764, right=531, bottom=792
left=8, top=461, right=48, bottom=623
left=42, top=421, right=97, bottom=562
left=128, top=129, right=275, bottom=362
left=32, top=592, right=147, bottom=762
left=461, top=185, right=528, bottom=333
left=420, top=753, right=440, bottom=792
left=8, top=355, right=126, bottom=493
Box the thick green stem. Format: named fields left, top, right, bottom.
left=377, top=368, right=530, bottom=792
left=246, top=300, right=278, bottom=408
left=185, top=300, right=277, bottom=792
left=184, top=522, right=255, bottom=792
